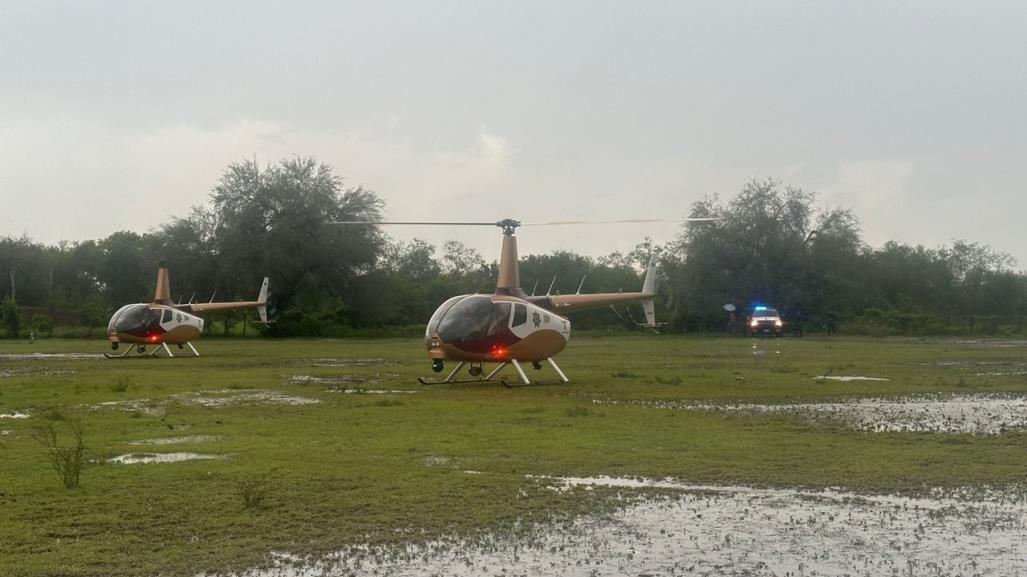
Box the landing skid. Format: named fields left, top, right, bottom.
left=418, top=358, right=571, bottom=387
left=502, top=358, right=570, bottom=388
left=104, top=342, right=200, bottom=359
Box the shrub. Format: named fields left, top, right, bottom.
left=36, top=421, right=86, bottom=489
left=236, top=472, right=276, bottom=510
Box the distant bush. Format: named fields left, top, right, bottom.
left=1, top=297, right=19, bottom=338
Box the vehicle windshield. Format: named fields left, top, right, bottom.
left=753, top=308, right=779, bottom=317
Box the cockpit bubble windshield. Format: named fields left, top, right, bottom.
left=425, top=295, right=469, bottom=343
left=435, top=296, right=512, bottom=345
left=111, top=304, right=161, bottom=333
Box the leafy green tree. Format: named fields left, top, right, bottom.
left=667, top=179, right=862, bottom=330
left=96, top=231, right=160, bottom=305
left=210, top=157, right=384, bottom=317
left=0, top=235, right=48, bottom=306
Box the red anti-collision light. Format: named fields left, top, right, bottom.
left=491, top=346, right=507, bottom=358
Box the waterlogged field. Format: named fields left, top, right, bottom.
left=1, top=336, right=1027, bottom=576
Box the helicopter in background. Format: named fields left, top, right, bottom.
left=105, top=263, right=268, bottom=358
left=337, top=218, right=713, bottom=386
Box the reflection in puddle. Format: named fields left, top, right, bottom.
left=0, top=353, right=103, bottom=360
left=108, top=452, right=226, bottom=464
left=222, top=477, right=1027, bottom=577
left=0, top=412, right=30, bottom=419
left=127, top=435, right=219, bottom=446
left=599, top=393, right=1027, bottom=434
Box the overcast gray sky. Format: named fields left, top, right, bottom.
left=1, top=0, right=1024, bottom=266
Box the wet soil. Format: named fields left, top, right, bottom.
left=599, top=393, right=1027, bottom=434
left=0, top=353, right=103, bottom=360
left=222, top=476, right=1027, bottom=577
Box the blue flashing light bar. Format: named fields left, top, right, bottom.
left=754, top=306, right=767, bottom=311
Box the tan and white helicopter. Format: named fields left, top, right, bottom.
left=105, top=263, right=269, bottom=358
left=338, top=218, right=712, bottom=386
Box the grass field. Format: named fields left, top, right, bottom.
left=1, top=335, right=1026, bottom=576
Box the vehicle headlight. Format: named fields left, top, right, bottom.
left=774, top=319, right=782, bottom=327
left=750, top=319, right=758, bottom=327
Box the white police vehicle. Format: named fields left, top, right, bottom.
left=747, top=306, right=783, bottom=337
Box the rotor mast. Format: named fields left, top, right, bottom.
left=494, top=219, right=524, bottom=296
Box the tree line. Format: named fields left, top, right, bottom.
left=2, top=160, right=1023, bottom=338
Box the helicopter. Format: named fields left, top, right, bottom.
left=105, top=263, right=269, bottom=358
left=336, top=218, right=712, bottom=386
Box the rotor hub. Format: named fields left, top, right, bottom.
left=496, top=219, right=521, bottom=236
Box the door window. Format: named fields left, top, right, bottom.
left=512, top=303, right=527, bottom=327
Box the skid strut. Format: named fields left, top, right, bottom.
left=104, top=341, right=201, bottom=359
left=418, top=358, right=571, bottom=387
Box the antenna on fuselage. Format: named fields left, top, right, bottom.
left=530, top=279, right=539, bottom=297
left=546, top=276, right=557, bottom=296
left=575, top=275, right=587, bottom=295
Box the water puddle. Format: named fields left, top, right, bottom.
left=88, top=390, right=319, bottom=415
left=332, top=388, right=417, bottom=395
left=89, top=399, right=165, bottom=417
left=289, top=375, right=371, bottom=385
left=597, top=393, right=1027, bottom=434
left=107, top=452, right=226, bottom=465
left=127, top=435, right=219, bottom=446
left=927, top=360, right=1027, bottom=376
left=174, top=390, right=320, bottom=408
left=221, top=477, right=1027, bottom=577
left=0, top=353, right=104, bottom=360
left=306, top=358, right=386, bottom=367
left=0, top=412, right=30, bottom=419
left=815, top=375, right=890, bottom=381
left=0, top=367, right=76, bottom=378
left=947, top=339, right=1027, bottom=349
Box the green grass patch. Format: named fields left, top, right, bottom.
left=1, top=335, right=1027, bottom=575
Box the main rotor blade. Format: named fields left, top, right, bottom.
left=331, top=217, right=717, bottom=229
left=521, top=218, right=718, bottom=226
left=331, top=221, right=501, bottom=226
